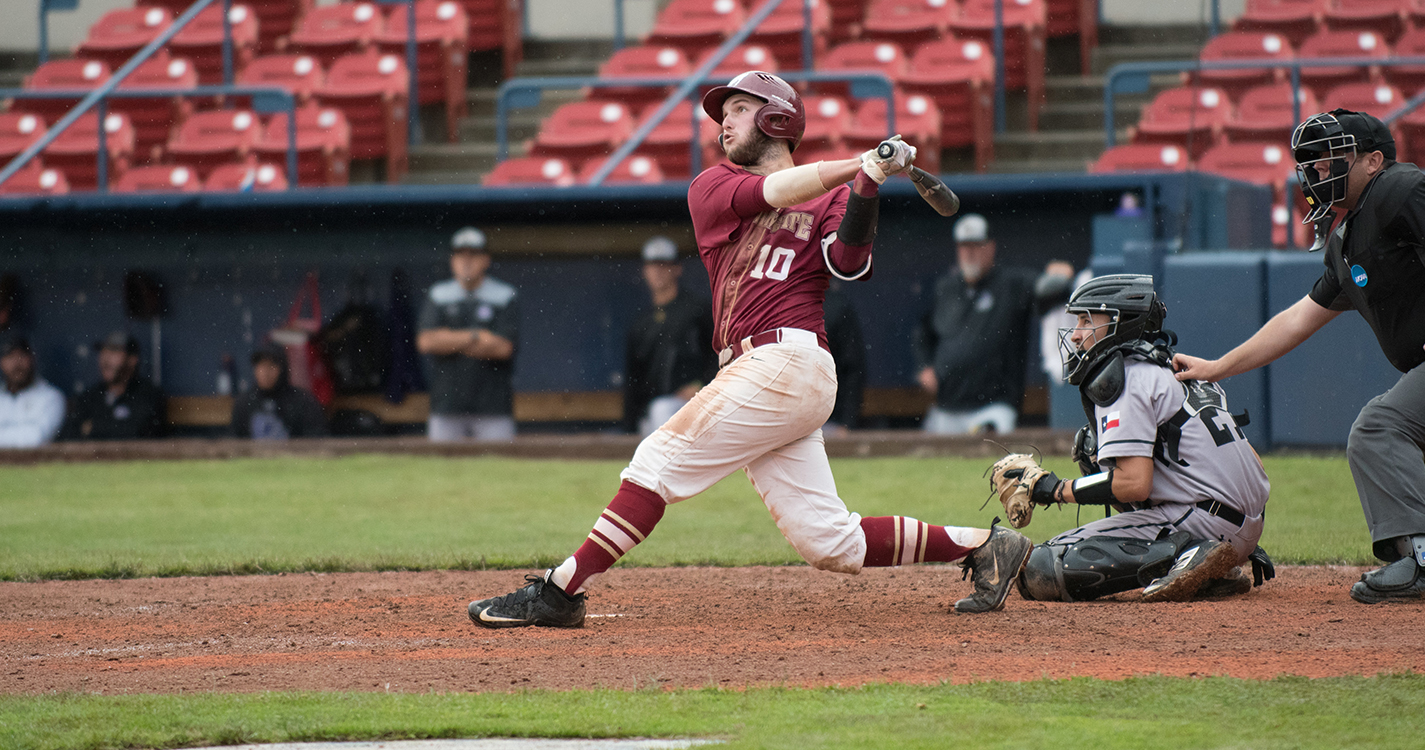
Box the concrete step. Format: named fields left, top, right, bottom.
left=992, top=129, right=1123, bottom=162
left=408, top=142, right=500, bottom=174
left=988, top=156, right=1093, bottom=174
left=1040, top=98, right=1148, bottom=131
left=403, top=169, right=486, bottom=186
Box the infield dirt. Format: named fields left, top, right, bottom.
left=2, top=565, right=1421, bottom=694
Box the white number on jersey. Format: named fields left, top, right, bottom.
left=749, top=244, right=795, bottom=281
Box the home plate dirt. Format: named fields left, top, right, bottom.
left=2, top=565, right=1423, bottom=695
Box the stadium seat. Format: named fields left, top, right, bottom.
left=1130, top=86, right=1232, bottom=160
left=799, top=94, right=854, bottom=152
left=238, top=54, right=327, bottom=104
left=592, top=45, right=692, bottom=115
left=1384, top=26, right=1425, bottom=96
left=458, top=0, right=512, bottom=53
left=791, top=143, right=860, bottom=165
left=1223, top=81, right=1320, bottom=145
left=696, top=44, right=780, bottom=84
left=816, top=40, right=909, bottom=97
left=1088, top=143, right=1190, bottom=173
left=1296, top=29, right=1388, bottom=100
left=1195, top=31, right=1294, bottom=102
left=949, top=0, right=1048, bottom=130
left=314, top=52, right=410, bottom=182
left=168, top=3, right=260, bottom=84
left=526, top=100, right=637, bottom=169
left=141, top=0, right=311, bottom=54
left=288, top=2, right=384, bottom=67
left=204, top=162, right=291, bottom=191
left=112, top=163, right=203, bottom=193
left=0, top=161, right=69, bottom=196
left=1322, top=83, right=1407, bottom=157
left=482, top=156, right=576, bottom=187
left=858, top=0, right=956, bottom=52
left=166, top=109, right=262, bottom=180
left=0, top=113, right=45, bottom=161
left=1395, top=97, right=1425, bottom=164
left=375, top=0, right=469, bottom=142
left=899, top=37, right=996, bottom=170
left=630, top=100, right=700, bottom=178
left=1322, top=0, right=1408, bottom=44
left=746, top=0, right=833, bottom=71
left=1197, top=140, right=1294, bottom=196
left=41, top=111, right=136, bottom=190
left=75, top=7, right=173, bottom=71
left=843, top=92, right=943, bottom=174
left=646, top=0, right=748, bottom=62
left=254, top=105, right=352, bottom=186
left=577, top=154, right=667, bottom=184
left=825, top=0, right=867, bottom=44
left=112, top=55, right=199, bottom=162
left=14, top=59, right=111, bottom=124
left=1233, top=0, right=1328, bottom=48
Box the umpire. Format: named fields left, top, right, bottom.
left=1175, top=108, right=1425, bottom=604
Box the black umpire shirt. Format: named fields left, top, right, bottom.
left=1308, top=161, right=1425, bottom=373
left=418, top=277, right=520, bottom=416
left=60, top=375, right=166, bottom=440
left=914, top=265, right=1038, bottom=411
left=623, top=291, right=716, bottom=433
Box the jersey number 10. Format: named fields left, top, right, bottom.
left=749, top=244, right=796, bottom=281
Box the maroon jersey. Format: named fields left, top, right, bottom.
left=688, top=163, right=856, bottom=352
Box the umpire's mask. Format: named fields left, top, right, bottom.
left=1291, top=111, right=1357, bottom=223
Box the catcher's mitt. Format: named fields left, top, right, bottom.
left=988, top=453, right=1056, bottom=529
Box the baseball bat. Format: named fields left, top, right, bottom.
left=875, top=138, right=960, bottom=217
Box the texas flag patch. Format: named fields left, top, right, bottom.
left=1101, top=411, right=1121, bottom=431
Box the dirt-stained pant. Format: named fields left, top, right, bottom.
left=1348, top=363, right=1425, bottom=562
left=621, top=332, right=867, bottom=574
left=1049, top=503, right=1264, bottom=566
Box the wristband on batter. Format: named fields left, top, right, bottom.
left=836, top=171, right=880, bottom=247
left=1070, top=469, right=1117, bottom=505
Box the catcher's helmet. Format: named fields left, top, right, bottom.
left=701, top=71, right=806, bottom=152
left=1291, top=109, right=1396, bottom=223
left=1058, top=274, right=1166, bottom=386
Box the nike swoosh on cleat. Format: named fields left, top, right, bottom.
left=984, top=556, right=1000, bottom=587
left=476, top=608, right=525, bottom=623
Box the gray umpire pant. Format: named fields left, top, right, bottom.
left=1347, top=362, right=1425, bottom=562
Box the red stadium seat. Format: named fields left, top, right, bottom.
left=0, top=161, right=69, bottom=196
left=816, top=40, right=909, bottom=97
left=1195, top=31, right=1294, bottom=102
left=204, top=161, right=291, bottom=191
left=647, top=0, right=748, bottom=62
left=166, top=109, right=262, bottom=180
left=1088, top=143, right=1190, bottom=173
left=76, top=7, right=173, bottom=71
left=0, top=113, right=45, bottom=161
left=1130, top=85, right=1232, bottom=160
left=843, top=92, right=943, bottom=174
left=1395, top=97, right=1425, bottom=164
left=746, top=0, right=833, bottom=71
left=459, top=0, right=512, bottom=52
left=825, top=0, right=866, bottom=44
left=238, top=54, right=326, bottom=104
left=1322, top=83, right=1407, bottom=157
left=1296, top=29, right=1389, bottom=100
left=527, top=100, right=637, bottom=169
left=375, top=0, right=468, bottom=142
left=791, top=143, right=860, bottom=165
left=631, top=100, right=700, bottom=178
left=254, top=104, right=352, bottom=186
left=1233, top=0, right=1327, bottom=48
left=1323, top=0, right=1408, bottom=44
left=112, top=55, right=199, bottom=162
left=14, top=59, right=111, bottom=124
left=482, top=156, right=576, bottom=187
left=949, top=0, right=1048, bottom=130
left=799, top=94, right=854, bottom=152
left=1385, top=26, right=1425, bottom=96
left=577, top=154, right=668, bottom=184
left=142, top=0, right=311, bottom=54
left=42, top=111, right=136, bottom=190
left=112, top=163, right=203, bottom=192
left=1197, top=140, right=1295, bottom=195
left=900, top=37, right=995, bottom=170
left=168, top=4, right=260, bottom=84
left=1223, top=82, right=1320, bottom=145
left=288, top=2, right=384, bottom=67
left=592, top=45, right=693, bottom=115
left=859, top=0, right=957, bottom=51
left=695, top=44, right=780, bottom=86
left=314, top=51, right=410, bottom=182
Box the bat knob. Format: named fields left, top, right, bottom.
left=876, top=143, right=894, bottom=159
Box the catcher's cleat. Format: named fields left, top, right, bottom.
left=468, top=570, right=587, bottom=629
left=1141, top=540, right=1238, bottom=603
left=1195, top=566, right=1253, bottom=599
left=953, top=521, right=1033, bottom=614
left=1349, top=557, right=1425, bottom=604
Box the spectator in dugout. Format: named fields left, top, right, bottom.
left=913, top=213, right=1076, bottom=434
left=230, top=342, right=329, bottom=439
left=61, top=330, right=167, bottom=440
left=417, top=226, right=520, bottom=442
left=0, top=333, right=66, bottom=448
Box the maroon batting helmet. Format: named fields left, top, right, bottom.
left=701, top=71, right=806, bottom=152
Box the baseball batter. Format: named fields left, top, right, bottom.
left=467, top=71, right=1033, bottom=628
left=986, top=275, right=1273, bottom=602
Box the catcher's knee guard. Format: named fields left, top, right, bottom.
left=1017, top=532, right=1191, bottom=602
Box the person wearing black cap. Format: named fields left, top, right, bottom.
left=0, top=333, right=66, bottom=448
left=60, top=330, right=167, bottom=440
left=416, top=226, right=519, bottom=442
left=1176, top=108, right=1425, bottom=604
left=622, top=236, right=716, bottom=436
left=230, top=343, right=329, bottom=439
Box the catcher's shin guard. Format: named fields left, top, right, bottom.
left=1016, top=532, right=1190, bottom=602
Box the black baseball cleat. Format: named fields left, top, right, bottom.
left=467, top=570, right=587, bottom=629
left=1350, top=557, right=1425, bottom=604
left=1195, top=566, right=1253, bottom=599
left=953, top=521, right=1033, bottom=614
left=1142, top=540, right=1238, bottom=603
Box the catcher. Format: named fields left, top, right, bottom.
left=987, top=274, right=1274, bottom=602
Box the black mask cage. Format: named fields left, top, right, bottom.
left=1292, top=112, right=1357, bottom=223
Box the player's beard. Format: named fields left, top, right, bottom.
left=726, top=128, right=779, bottom=167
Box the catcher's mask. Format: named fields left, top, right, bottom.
left=701, top=71, right=806, bottom=152
left=1291, top=109, right=1395, bottom=224
left=1058, top=274, right=1165, bottom=387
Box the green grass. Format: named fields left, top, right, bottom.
left=1, top=675, right=1421, bottom=750
left=0, top=453, right=1368, bottom=581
